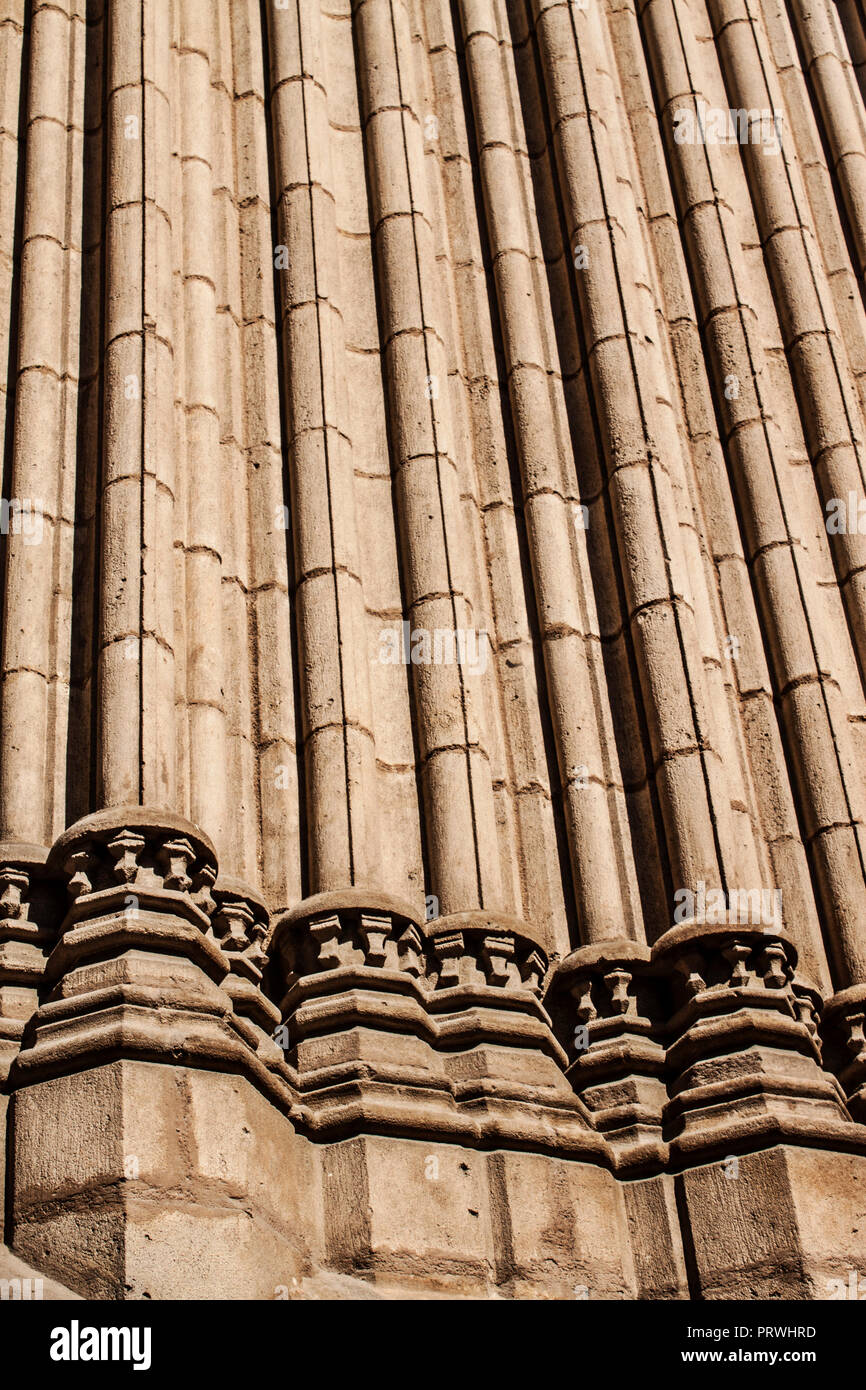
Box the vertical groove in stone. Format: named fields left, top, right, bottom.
left=65, top=0, right=105, bottom=828
left=174, top=0, right=228, bottom=854
left=527, top=0, right=745, bottom=906
left=455, top=0, right=642, bottom=945
left=266, top=0, right=381, bottom=895
left=639, top=0, right=866, bottom=985
left=353, top=0, right=504, bottom=915
left=233, top=0, right=302, bottom=910
left=836, top=0, right=866, bottom=111
left=98, top=0, right=175, bottom=808
left=0, top=0, right=83, bottom=843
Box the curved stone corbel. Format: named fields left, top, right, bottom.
left=548, top=938, right=667, bottom=1172
left=653, top=916, right=861, bottom=1161
left=0, top=842, right=59, bottom=1084
left=11, top=808, right=292, bottom=1109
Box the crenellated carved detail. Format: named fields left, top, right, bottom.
left=211, top=877, right=269, bottom=982
left=47, top=807, right=218, bottom=925
left=11, top=809, right=292, bottom=1112
left=272, top=890, right=426, bottom=992
left=547, top=919, right=863, bottom=1171
left=0, top=843, right=62, bottom=1080
left=822, top=985, right=866, bottom=1121
left=265, top=896, right=588, bottom=1148
left=272, top=899, right=550, bottom=1003
left=424, top=914, right=547, bottom=997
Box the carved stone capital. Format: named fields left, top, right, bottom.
left=46, top=806, right=217, bottom=930
left=11, top=809, right=291, bottom=1111
left=652, top=917, right=858, bottom=1161
left=210, top=876, right=282, bottom=1066
left=425, top=912, right=547, bottom=997
left=270, top=887, right=425, bottom=1002
left=549, top=939, right=666, bottom=1171
left=0, top=842, right=58, bottom=1080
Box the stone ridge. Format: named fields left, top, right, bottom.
left=1, top=0, right=866, bottom=1299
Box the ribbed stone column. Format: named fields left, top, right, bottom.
left=639, top=0, right=866, bottom=990
left=0, top=0, right=82, bottom=844
left=174, top=0, right=229, bottom=855
left=266, top=0, right=381, bottom=895
left=97, top=0, right=175, bottom=808
left=351, top=0, right=503, bottom=915
left=707, top=0, right=866, bottom=687
left=456, top=0, right=641, bottom=945
left=526, top=0, right=743, bottom=904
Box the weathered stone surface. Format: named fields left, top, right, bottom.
left=0, top=1243, right=80, bottom=1301
left=2, top=0, right=866, bottom=1301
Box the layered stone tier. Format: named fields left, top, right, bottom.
left=3, top=0, right=866, bottom=1299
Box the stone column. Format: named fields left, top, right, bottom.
left=266, top=0, right=381, bottom=895
left=351, top=0, right=503, bottom=916
left=8, top=808, right=309, bottom=1298
left=456, top=0, right=642, bottom=945
left=0, top=0, right=82, bottom=844
left=97, top=0, right=175, bottom=808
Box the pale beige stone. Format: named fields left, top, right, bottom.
left=2, top=0, right=866, bottom=1303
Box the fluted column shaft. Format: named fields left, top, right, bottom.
left=0, top=0, right=81, bottom=843
left=528, top=0, right=743, bottom=902
left=98, top=0, right=175, bottom=807
left=607, top=0, right=831, bottom=986
left=0, top=0, right=24, bottom=486
left=352, top=0, right=503, bottom=914
left=787, top=0, right=866, bottom=288
left=457, top=0, right=641, bottom=944
left=640, top=0, right=866, bottom=985
left=708, top=0, right=866, bottom=684
left=266, top=0, right=381, bottom=895
left=175, top=0, right=228, bottom=853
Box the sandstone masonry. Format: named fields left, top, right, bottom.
left=2, top=0, right=866, bottom=1299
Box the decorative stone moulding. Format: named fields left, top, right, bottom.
left=0, top=842, right=60, bottom=1082
left=653, top=917, right=857, bottom=1162
left=210, top=876, right=284, bottom=1071
left=10, top=807, right=292, bottom=1109
left=270, top=895, right=604, bottom=1158
left=550, top=938, right=667, bottom=1171
left=549, top=915, right=862, bottom=1173
left=821, top=985, right=866, bottom=1121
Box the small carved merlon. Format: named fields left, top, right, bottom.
left=106, top=830, right=145, bottom=885
left=47, top=808, right=218, bottom=920
left=211, top=877, right=270, bottom=982
left=0, top=843, right=58, bottom=1084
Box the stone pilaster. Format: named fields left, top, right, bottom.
left=272, top=896, right=604, bottom=1158
left=7, top=808, right=306, bottom=1298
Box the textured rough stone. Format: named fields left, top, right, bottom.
left=2, top=0, right=866, bottom=1301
